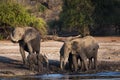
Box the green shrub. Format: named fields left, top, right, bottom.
left=31, top=17, right=47, bottom=35
left=0, top=2, right=47, bottom=39
left=0, top=2, right=31, bottom=26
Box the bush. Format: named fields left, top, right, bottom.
left=0, top=2, right=47, bottom=39
left=0, top=2, right=31, bottom=26
left=31, top=17, right=47, bottom=35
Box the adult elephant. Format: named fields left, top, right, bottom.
left=60, top=35, right=81, bottom=70
left=60, top=40, right=72, bottom=70
left=71, top=36, right=99, bottom=71
left=60, top=36, right=99, bottom=71
left=10, top=27, right=41, bottom=67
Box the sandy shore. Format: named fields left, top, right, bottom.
left=0, top=37, right=120, bottom=76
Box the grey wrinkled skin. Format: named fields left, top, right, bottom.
left=60, top=41, right=72, bottom=70
left=60, top=36, right=99, bottom=71
left=71, top=36, right=99, bottom=71
left=27, top=54, right=49, bottom=72
left=10, top=27, right=41, bottom=67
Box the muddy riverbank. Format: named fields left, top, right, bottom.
left=0, top=37, right=120, bottom=77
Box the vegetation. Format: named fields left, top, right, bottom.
left=91, top=0, right=120, bottom=35
left=31, top=17, right=47, bottom=35
left=58, top=0, right=120, bottom=36
left=93, top=0, right=120, bottom=25
left=0, top=1, right=47, bottom=39
left=0, top=0, right=120, bottom=39
left=59, top=0, right=94, bottom=37
left=38, top=4, right=47, bottom=12
left=0, top=34, right=4, bottom=40
left=0, top=2, right=31, bottom=26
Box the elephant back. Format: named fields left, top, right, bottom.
left=82, top=36, right=99, bottom=58
left=24, top=27, right=41, bottom=42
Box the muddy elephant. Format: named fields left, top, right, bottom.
left=27, top=53, right=48, bottom=72
left=60, top=36, right=99, bottom=71
left=71, top=36, right=99, bottom=71
left=10, top=27, right=41, bottom=66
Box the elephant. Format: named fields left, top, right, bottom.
left=68, top=53, right=83, bottom=71
left=60, top=35, right=81, bottom=70
left=27, top=53, right=49, bottom=72
left=10, top=27, right=41, bottom=67
left=60, top=40, right=72, bottom=70
left=60, top=36, right=99, bottom=71
left=71, top=36, right=99, bottom=71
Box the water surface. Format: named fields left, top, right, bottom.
left=1, top=71, right=120, bottom=80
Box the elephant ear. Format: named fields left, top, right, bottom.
left=71, top=41, right=79, bottom=55
left=24, top=27, right=38, bottom=42
left=72, top=41, right=79, bottom=50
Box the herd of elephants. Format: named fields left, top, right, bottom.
left=10, top=27, right=99, bottom=73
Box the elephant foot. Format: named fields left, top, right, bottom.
left=38, top=63, right=43, bottom=73
left=30, top=67, right=35, bottom=72
left=23, top=59, right=28, bottom=65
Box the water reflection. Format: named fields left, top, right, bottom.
left=80, top=71, right=120, bottom=76
left=1, top=71, right=120, bottom=80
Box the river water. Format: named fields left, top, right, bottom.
left=0, top=71, right=120, bottom=80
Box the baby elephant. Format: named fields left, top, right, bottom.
left=27, top=54, right=49, bottom=72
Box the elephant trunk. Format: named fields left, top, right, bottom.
left=10, top=34, right=18, bottom=43
left=63, top=56, right=69, bottom=69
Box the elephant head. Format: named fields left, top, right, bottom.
left=60, top=41, right=72, bottom=70
left=63, top=41, right=72, bottom=63
left=10, top=27, right=25, bottom=43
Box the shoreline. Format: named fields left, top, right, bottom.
left=0, top=37, right=120, bottom=76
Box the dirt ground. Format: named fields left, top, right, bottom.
left=0, top=37, right=120, bottom=76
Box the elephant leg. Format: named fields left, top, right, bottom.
left=27, top=42, right=33, bottom=54
left=30, top=63, right=35, bottom=71
left=20, top=46, right=27, bottom=65
left=36, top=48, right=41, bottom=72
left=83, top=59, right=88, bottom=71
left=60, top=56, right=64, bottom=70
left=94, top=57, right=97, bottom=70
left=80, top=60, right=84, bottom=71
left=37, top=54, right=44, bottom=72
left=64, top=56, right=69, bottom=70
left=69, top=61, right=73, bottom=71
left=78, top=56, right=83, bottom=71
left=72, top=54, right=78, bottom=71
left=88, top=58, right=92, bottom=69
left=68, top=53, right=73, bottom=70
left=79, top=52, right=88, bottom=71
left=38, top=60, right=43, bottom=72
